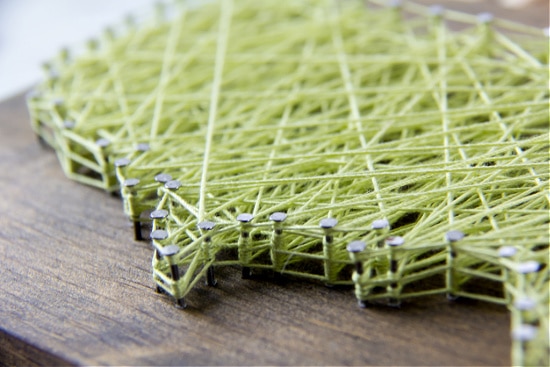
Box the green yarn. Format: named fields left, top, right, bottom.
left=27, top=0, right=548, bottom=365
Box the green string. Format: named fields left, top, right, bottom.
left=27, top=1, right=548, bottom=365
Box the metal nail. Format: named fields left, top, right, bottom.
left=198, top=220, right=217, bottom=286
left=150, top=209, right=169, bottom=220
left=372, top=219, right=390, bottom=248
left=114, top=158, right=131, bottom=168
left=165, top=180, right=182, bottom=190
left=160, top=244, right=186, bottom=309
left=237, top=213, right=254, bottom=223
left=123, top=178, right=140, bottom=187
left=445, top=230, right=464, bottom=243
left=429, top=5, right=444, bottom=16
left=155, top=173, right=173, bottom=183
left=95, top=138, right=110, bottom=148
left=269, top=212, right=287, bottom=223
left=62, top=120, right=75, bottom=129
left=477, top=12, right=493, bottom=24
left=136, top=142, right=150, bottom=152
left=319, top=217, right=338, bottom=229
left=151, top=229, right=169, bottom=241
left=514, top=297, right=536, bottom=311
left=498, top=246, right=517, bottom=258
left=347, top=240, right=366, bottom=275
left=511, top=324, right=538, bottom=342
left=516, top=261, right=540, bottom=274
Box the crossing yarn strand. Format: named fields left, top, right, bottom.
left=27, top=0, right=548, bottom=366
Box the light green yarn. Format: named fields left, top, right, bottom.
left=27, top=0, right=548, bottom=366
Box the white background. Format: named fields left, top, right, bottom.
left=0, top=0, right=157, bottom=101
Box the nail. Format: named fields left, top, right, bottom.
left=320, top=218, right=338, bottom=284
left=151, top=209, right=169, bottom=220
left=136, top=142, right=150, bottom=152
left=165, top=180, right=182, bottom=190
left=160, top=244, right=186, bottom=309
left=237, top=213, right=254, bottom=278
left=347, top=240, right=366, bottom=275
left=498, top=246, right=517, bottom=258
left=122, top=178, right=142, bottom=240
left=516, top=261, right=540, bottom=274
left=348, top=240, right=368, bottom=308
left=269, top=212, right=287, bottom=274
left=151, top=229, right=168, bottom=259
left=237, top=213, right=254, bottom=223
left=123, top=178, right=140, bottom=187
left=114, top=158, right=131, bottom=168
left=62, top=120, right=75, bottom=129
left=372, top=219, right=390, bottom=248
left=445, top=230, right=464, bottom=259
left=514, top=297, right=536, bottom=311
left=511, top=324, right=537, bottom=342
left=445, top=230, right=464, bottom=301
left=198, top=220, right=216, bottom=231
left=151, top=230, right=168, bottom=255
left=150, top=209, right=169, bottom=230
left=198, top=220, right=217, bottom=286
left=155, top=173, right=173, bottom=183
left=95, top=138, right=110, bottom=149
left=319, top=218, right=337, bottom=246
left=151, top=229, right=169, bottom=241
left=477, top=12, right=493, bottom=24
left=429, top=5, right=444, bottom=16
left=385, top=236, right=404, bottom=307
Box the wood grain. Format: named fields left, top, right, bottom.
left=0, top=2, right=547, bottom=365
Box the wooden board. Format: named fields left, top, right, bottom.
left=1, top=2, right=547, bottom=365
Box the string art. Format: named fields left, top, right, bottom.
left=27, top=0, right=548, bottom=365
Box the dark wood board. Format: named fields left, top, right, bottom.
left=0, top=2, right=547, bottom=366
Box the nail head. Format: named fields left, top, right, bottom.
left=160, top=244, right=180, bottom=257
left=498, top=246, right=517, bottom=258
left=269, top=212, right=287, bottom=222
left=52, top=98, right=64, bottom=106
left=319, top=218, right=338, bottom=229
left=62, top=120, right=75, bottom=129
left=430, top=5, right=444, bottom=16
left=477, top=12, right=493, bottom=23
left=198, top=220, right=216, bottom=231
left=386, top=236, right=405, bottom=247
left=371, top=219, right=389, bottom=230
left=516, top=261, right=539, bottom=274
left=155, top=173, right=172, bottom=183
left=514, top=297, right=536, bottom=311
left=115, top=158, right=131, bottom=167
left=511, top=324, right=538, bottom=341
left=136, top=142, right=150, bottom=152
left=237, top=213, right=254, bottom=223
left=347, top=240, right=366, bottom=253
left=165, top=180, right=182, bottom=190
left=123, top=178, right=140, bottom=187
left=150, top=209, right=169, bottom=219
left=96, top=138, right=110, bottom=148
left=445, top=230, right=464, bottom=242
left=151, top=229, right=169, bottom=240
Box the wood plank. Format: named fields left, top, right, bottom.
left=0, top=2, right=547, bottom=365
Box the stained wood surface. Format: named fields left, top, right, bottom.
left=0, top=2, right=547, bottom=366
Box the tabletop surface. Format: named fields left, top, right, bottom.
left=0, top=1, right=547, bottom=366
